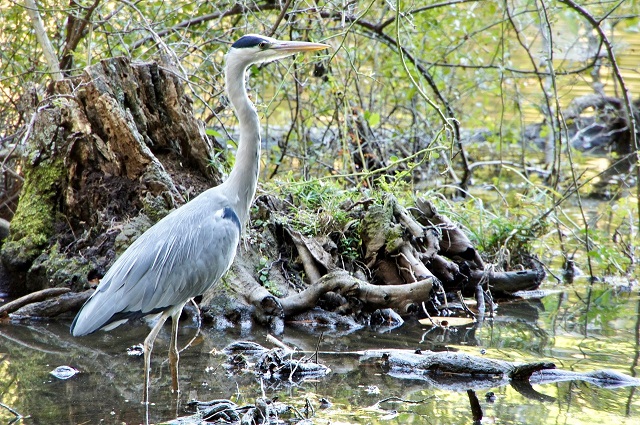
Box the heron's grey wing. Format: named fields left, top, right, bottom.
left=71, top=193, right=240, bottom=336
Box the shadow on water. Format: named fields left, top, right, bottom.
left=1, top=280, right=640, bottom=424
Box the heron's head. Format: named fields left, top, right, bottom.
left=227, top=34, right=329, bottom=68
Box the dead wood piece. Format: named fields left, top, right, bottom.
left=396, top=243, right=433, bottom=283
left=177, top=397, right=294, bottom=425
left=379, top=350, right=512, bottom=375
left=357, top=277, right=433, bottom=313
left=288, top=307, right=363, bottom=331
left=3, top=56, right=222, bottom=294
left=390, top=196, right=424, bottom=238
left=427, top=254, right=459, bottom=283
left=222, top=341, right=270, bottom=356
left=9, top=290, right=92, bottom=319
left=531, top=368, right=640, bottom=388
left=510, top=362, right=556, bottom=381
left=416, top=198, right=484, bottom=269
left=278, top=269, right=432, bottom=316
left=0, top=287, right=71, bottom=317
left=370, top=308, right=404, bottom=328
left=278, top=269, right=359, bottom=315
left=469, top=269, right=544, bottom=296
left=563, top=94, right=624, bottom=119
left=227, top=259, right=281, bottom=320
left=199, top=400, right=241, bottom=422
left=287, top=228, right=333, bottom=283
left=374, top=258, right=405, bottom=285
left=362, top=349, right=556, bottom=381
left=232, top=263, right=433, bottom=321
left=360, top=200, right=405, bottom=266
left=257, top=349, right=331, bottom=380
left=418, top=228, right=441, bottom=262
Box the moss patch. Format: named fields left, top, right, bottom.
left=1, top=157, right=65, bottom=271
left=28, top=243, right=93, bottom=292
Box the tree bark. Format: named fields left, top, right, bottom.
left=1, top=57, right=217, bottom=295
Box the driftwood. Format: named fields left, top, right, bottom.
left=232, top=263, right=433, bottom=321
left=0, top=287, right=71, bottom=317
left=167, top=397, right=302, bottom=425
left=526, top=93, right=639, bottom=191
left=212, top=341, right=640, bottom=411
left=9, top=290, right=92, bottom=319
left=364, top=349, right=555, bottom=381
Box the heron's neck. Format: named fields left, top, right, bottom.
left=222, top=59, right=261, bottom=228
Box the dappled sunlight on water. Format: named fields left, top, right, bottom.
left=1, top=280, right=640, bottom=424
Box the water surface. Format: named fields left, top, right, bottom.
left=1, top=279, right=639, bottom=424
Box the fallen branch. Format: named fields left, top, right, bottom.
left=361, top=349, right=555, bottom=381
left=469, top=269, right=544, bottom=295
left=9, top=290, right=92, bottom=319
left=0, top=287, right=71, bottom=317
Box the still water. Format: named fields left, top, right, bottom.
left=1, top=279, right=639, bottom=424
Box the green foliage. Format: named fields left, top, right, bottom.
left=264, top=177, right=357, bottom=236
left=428, top=190, right=548, bottom=263
left=256, top=256, right=281, bottom=297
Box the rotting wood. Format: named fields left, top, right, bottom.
left=360, top=349, right=555, bottom=380
left=232, top=262, right=433, bottom=319
left=0, top=287, right=71, bottom=317
left=9, top=290, right=92, bottom=319
left=1, top=57, right=219, bottom=295
left=415, top=198, right=484, bottom=269
left=218, top=342, right=640, bottom=393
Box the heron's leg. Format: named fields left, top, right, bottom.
left=169, top=308, right=182, bottom=394
left=143, top=310, right=171, bottom=405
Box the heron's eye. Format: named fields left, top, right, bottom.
left=258, top=42, right=268, bottom=49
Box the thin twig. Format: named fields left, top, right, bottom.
left=267, top=0, right=293, bottom=37
left=0, top=401, right=24, bottom=422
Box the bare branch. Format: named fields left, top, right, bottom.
left=24, top=0, right=62, bottom=81
left=129, top=2, right=281, bottom=51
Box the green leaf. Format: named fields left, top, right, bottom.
left=205, top=128, right=223, bottom=138
left=365, top=111, right=380, bottom=127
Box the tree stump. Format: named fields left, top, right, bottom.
left=1, top=57, right=218, bottom=295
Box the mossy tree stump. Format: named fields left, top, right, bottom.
left=1, top=57, right=218, bottom=295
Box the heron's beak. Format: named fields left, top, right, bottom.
left=271, top=40, right=330, bottom=54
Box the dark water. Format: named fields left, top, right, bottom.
left=1, top=279, right=639, bottom=424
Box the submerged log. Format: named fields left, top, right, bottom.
left=361, top=349, right=555, bottom=381
left=216, top=342, right=640, bottom=398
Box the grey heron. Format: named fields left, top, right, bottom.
left=70, top=34, right=329, bottom=403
